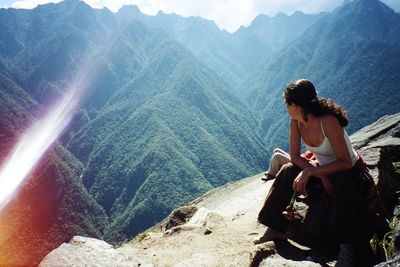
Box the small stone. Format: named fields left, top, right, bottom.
left=165, top=205, right=198, bottom=230
left=204, top=228, right=212, bottom=235
left=186, top=207, right=226, bottom=229
left=249, top=241, right=276, bottom=267
left=39, top=236, right=140, bottom=267
left=393, top=124, right=400, bottom=138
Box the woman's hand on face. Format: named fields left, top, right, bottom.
left=293, top=170, right=310, bottom=193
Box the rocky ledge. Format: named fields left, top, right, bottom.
left=40, top=113, right=400, bottom=267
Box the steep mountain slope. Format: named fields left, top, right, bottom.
left=0, top=63, right=37, bottom=157
left=0, top=0, right=164, bottom=111
left=117, top=6, right=326, bottom=89
left=40, top=113, right=400, bottom=267
left=0, top=0, right=268, bottom=247
left=230, top=11, right=327, bottom=75
left=245, top=0, right=400, bottom=150
left=2, top=0, right=399, bottom=264
left=117, top=6, right=244, bottom=87
left=0, top=65, right=107, bottom=266
left=0, top=1, right=168, bottom=264
left=68, top=40, right=268, bottom=241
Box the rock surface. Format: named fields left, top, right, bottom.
left=350, top=113, right=400, bottom=218
left=165, top=205, right=198, bottom=230
left=40, top=113, right=400, bottom=267
left=39, top=236, right=141, bottom=267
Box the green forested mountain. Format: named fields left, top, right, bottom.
left=116, top=5, right=326, bottom=89
left=117, top=5, right=245, bottom=87
left=245, top=0, right=400, bottom=150
left=0, top=1, right=166, bottom=265
left=229, top=11, right=327, bottom=75
left=0, top=64, right=37, bottom=157
left=0, top=0, right=267, bottom=263
left=67, top=40, right=267, bottom=241
left=0, top=0, right=164, bottom=110
left=0, top=0, right=399, bottom=265
left=0, top=64, right=107, bottom=266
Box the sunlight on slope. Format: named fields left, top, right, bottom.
left=0, top=90, right=79, bottom=210
left=0, top=31, right=119, bottom=212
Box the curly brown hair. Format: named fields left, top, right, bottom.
left=283, top=79, right=348, bottom=127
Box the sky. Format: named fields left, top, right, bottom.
left=1, top=0, right=400, bottom=32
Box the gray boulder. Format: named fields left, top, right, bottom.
left=39, top=236, right=144, bottom=267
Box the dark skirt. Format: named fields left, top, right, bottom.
left=257, top=160, right=377, bottom=245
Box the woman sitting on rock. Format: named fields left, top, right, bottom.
left=256, top=79, right=377, bottom=264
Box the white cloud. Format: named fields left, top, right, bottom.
left=73, top=0, right=346, bottom=32
left=381, top=0, right=400, bottom=12
left=81, top=0, right=273, bottom=32
left=254, top=0, right=342, bottom=16
left=11, top=0, right=62, bottom=9
left=142, top=0, right=259, bottom=32
left=7, top=0, right=400, bottom=32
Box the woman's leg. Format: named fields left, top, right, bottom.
left=273, top=148, right=288, bottom=155
left=258, top=162, right=301, bottom=233
left=266, top=151, right=291, bottom=176
left=326, top=169, right=365, bottom=245
left=326, top=168, right=380, bottom=266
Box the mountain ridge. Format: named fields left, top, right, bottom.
left=70, top=41, right=268, bottom=241
left=244, top=0, right=400, bottom=150
left=116, top=3, right=327, bottom=88
left=0, top=0, right=399, bottom=265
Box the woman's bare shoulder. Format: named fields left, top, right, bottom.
left=322, top=114, right=342, bottom=135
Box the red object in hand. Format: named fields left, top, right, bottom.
left=302, top=151, right=315, bottom=160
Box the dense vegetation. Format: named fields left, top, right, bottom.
left=244, top=0, right=400, bottom=150
left=69, top=43, right=268, bottom=241
left=0, top=0, right=399, bottom=265
left=0, top=64, right=107, bottom=266
left=116, top=5, right=326, bottom=90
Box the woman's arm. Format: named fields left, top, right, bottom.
left=304, top=115, right=353, bottom=178
left=289, top=119, right=314, bottom=169
left=293, top=115, right=352, bottom=194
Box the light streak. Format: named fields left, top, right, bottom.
left=0, top=27, right=119, bottom=212
left=0, top=89, right=79, bottom=210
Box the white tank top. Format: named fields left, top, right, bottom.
left=304, top=119, right=358, bottom=166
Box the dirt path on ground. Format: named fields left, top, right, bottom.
left=118, top=173, right=321, bottom=267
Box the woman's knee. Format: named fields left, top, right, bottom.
left=275, top=153, right=290, bottom=164
left=280, top=162, right=300, bottom=174
left=275, top=162, right=300, bottom=184
left=273, top=147, right=286, bottom=155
